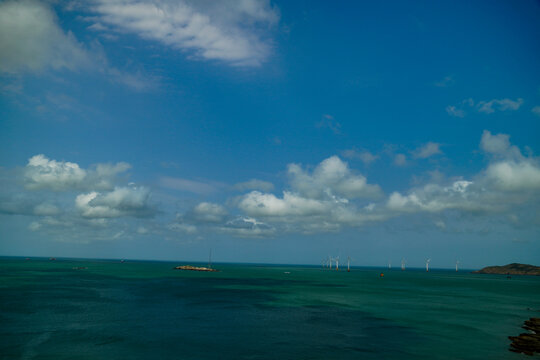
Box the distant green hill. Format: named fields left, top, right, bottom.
left=473, top=263, right=540, bottom=276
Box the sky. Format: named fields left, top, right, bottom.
left=1, top=0, right=539, bottom=269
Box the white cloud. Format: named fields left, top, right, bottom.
left=219, top=216, right=274, bottom=237
left=24, top=154, right=131, bottom=191
left=446, top=105, right=465, bottom=118
left=435, top=75, right=454, bottom=88
left=25, top=154, right=87, bottom=191
left=342, top=149, right=379, bottom=165
left=532, top=106, right=540, bottom=117
left=239, top=191, right=329, bottom=217
left=232, top=156, right=387, bottom=233
left=477, top=98, right=523, bottom=114
left=387, top=131, right=540, bottom=216
left=0, top=1, right=157, bottom=90
left=412, top=142, right=442, bottom=159
left=0, top=0, right=91, bottom=73
left=446, top=98, right=523, bottom=117
left=28, top=221, right=42, bottom=231
left=168, top=222, right=197, bottom=234
left=394, top=153, right=407, bottom=166
left=484, top=161, right=540, bottom=192
left=316, top=114, right=342, bottom=134
left=33, top=203, right=60, bottom=216
left=287, top=156, right=382, bottom=200
left=480, top=130, right=522, bottom=159
left=75, top=186, right=154, bottom=218
left=188, top=202, right=228, bottom=223
left=234, top=179, right=274, bottom=192
left=91, top=0, right=280, bottom=67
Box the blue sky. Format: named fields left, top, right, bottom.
left=1, top=0, right=539, bottom=268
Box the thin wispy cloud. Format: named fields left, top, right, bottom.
left=434, top=75, right=454, bottom=87
left=412, top=142, right=443, bottom=159
left=446, top=97, right=524, bottom=117
left=0, top=0, right=158, bottom=90
left=342, top=149, right=379, bottom=165
left=316, top=114, right=342, bottom=134
left=89, top=0, right=280, bottom=67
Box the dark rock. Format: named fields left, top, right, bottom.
left=473, top=263, right=540, bottom=276
left=509, top=317, right=540, bottom=356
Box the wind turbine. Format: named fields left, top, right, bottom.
left=347, top=256, right=351, bottom=272
left=455, top=260, right=459, bottom=272
left=401, top=258, right=406, bottom=271
left=388, top=260, right=392, bottom=269
left=335, top=256, right=340, bottom=271
left=426, top=258, right=431, bottom=272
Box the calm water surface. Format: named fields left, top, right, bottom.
left=1, top=258, right=539, bottom=359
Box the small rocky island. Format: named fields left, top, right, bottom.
left=509, top=318, right=540, bottom=356
left=174, top=265, right=218, bottom=272
left=472, top=263, right=540, bottom=276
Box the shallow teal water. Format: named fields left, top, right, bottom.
left=1, top=258, right=539, bottom=359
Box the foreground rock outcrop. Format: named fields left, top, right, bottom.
left=509, top=318, right=540, bottom=356
left=472, top=263, right=540, bottom=276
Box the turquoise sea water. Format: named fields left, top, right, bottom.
left=1, top=258, right=539, bottom=359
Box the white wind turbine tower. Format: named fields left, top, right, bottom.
left=335, top=256, right=340, bottom=271
left=401, top=258, right=406, bottom=271
left=426, top=258, right=431, bottom=272
left=347, top=256, right=351, bottom=272
left=455, top=260, right=459, bottom=272
left=388, top=260, right=392, bottom=269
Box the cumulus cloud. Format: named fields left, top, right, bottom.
left=186, top=202, right=228, bottom=223
left=387, top=131, right=540, bottom=216
left=480, top=130, right=522, bottom=159
left=239, top=191, right=329, bottom=217
left=231, top=156, right=387, bottom=233
left=0, top=0, right=91, bottom=73
left=484, top=161, right=540, bottom=192
left=24, top=154, right=131, bottom=191
left=75, top=186, right=155, bottom=218
left=90, top=0, right=280, bottom=66
left=412, top=142, right=442, bottom=159
left=234, top=179, right=274, bottom=192
left=288, top=156, right=382, bottom=200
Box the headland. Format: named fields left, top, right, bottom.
left=473, top=263, right=540, bottom=276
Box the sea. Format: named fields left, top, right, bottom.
left=1, top=257, right=539, bottom=360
